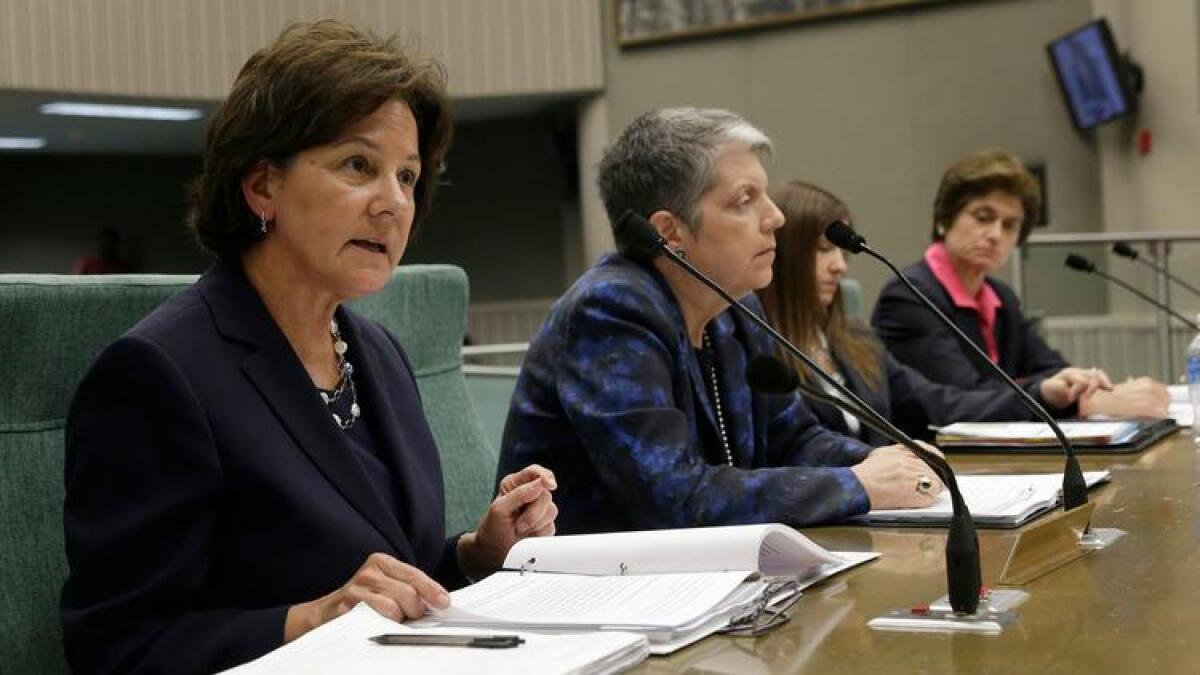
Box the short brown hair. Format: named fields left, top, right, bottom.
left=187, top=19, right=453, bottom=258
left=931, top=149, right=1041, bottom=245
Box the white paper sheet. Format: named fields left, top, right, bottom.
left=220, top=603, right=648, bottom=675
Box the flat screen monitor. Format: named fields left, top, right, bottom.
left=1047, top=18, right=1136, bottom=130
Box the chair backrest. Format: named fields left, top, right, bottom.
left=1, top=273, right=196, bottom=675
left=839, top=278, right=864, bottom=320
left=0, top=265, right=494, bottom=674
left=463, top=370, right=520, bottom=456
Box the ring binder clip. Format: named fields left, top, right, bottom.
left=719, top=579, right=802, bottom=637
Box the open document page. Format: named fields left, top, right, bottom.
left=220, top=603, right=648, bottom=675
left=501, top=523, right=855, bottom=577
left=416, top=571, right=764, bottom=655
left=414, top=524, right=880, bottom=655
left=857, top=471, right=1111, bottom=527
left=428, top=571, right=754, bottom=629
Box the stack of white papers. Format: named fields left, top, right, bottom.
left=415, top=524, right=878, bottom=654
left=858, top=471, right=1111, bottom=527
left=220, top=603, right=648, bottom=675
left=423, top=571, right=763, bottom=654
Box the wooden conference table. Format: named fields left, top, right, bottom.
left=639, top=432, right=1200, bottom=674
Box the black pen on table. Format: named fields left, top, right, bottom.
left=369, top=634, right=525, bottom=648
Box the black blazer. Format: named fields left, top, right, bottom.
left=805, top=326, right=1054, bottom=446
left=870, top=259, right=1069, bottom=400
left=61, top=260, right=462, bottom=675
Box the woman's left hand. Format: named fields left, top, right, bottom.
left=1041, top=367, right=1113, bottom=409
left=457, top=464, right=557, bottom=580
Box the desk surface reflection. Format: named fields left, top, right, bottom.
left=637, top=433, right=1200, bottom=674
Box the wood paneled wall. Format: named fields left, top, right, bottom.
left=0, top=0, right=604, bottom=99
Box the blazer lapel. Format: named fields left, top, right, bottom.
left=337, top=311, right=439, bottom=555
left=197, top=261, right=412, bottom=556
left=645, top=267, right=719, bottom=448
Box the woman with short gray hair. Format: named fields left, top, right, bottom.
left=497, top=107, right=943, bottom=535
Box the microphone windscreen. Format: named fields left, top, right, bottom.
left=614, top=210, right=665, bottom=258
left=1112, top=241, right=1139, bottom=260
left=745, top=355, right=800, bottom=394
left=1064, top=253, right=1095, bottom=273
left=824, top=220, right=866, bottom=253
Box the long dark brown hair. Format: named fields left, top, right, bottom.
left=757, top=180, right=883, bottom=389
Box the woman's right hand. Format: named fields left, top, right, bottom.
left=284, top=552, right=450, bottom=642
left=850, top=444, right=944, bottom=510
left=1079, top=376, right=1169, bottom=418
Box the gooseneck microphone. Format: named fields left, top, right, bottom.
left=1112, top=242, right=1200, bottom=299
left=1065, top=253, right=1199, bottom=331
left=616, top=210, right=982, bottom=615
left=825, top=220, right=1090, bottom=512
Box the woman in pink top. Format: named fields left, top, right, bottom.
left=871, top=149, right=1167, bottom=418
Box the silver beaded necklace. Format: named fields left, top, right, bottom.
left=319, top=318, right=361, bottom=431
left=701, top=330, right=734, bottom=466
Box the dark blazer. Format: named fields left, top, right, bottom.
left=806, top=324, right=1056, bottom=446
left=497, top=254, right=872, bottom=535
left=61, top=260, right=462, bottom=675
left=871, top=259, right=1069, bottom=401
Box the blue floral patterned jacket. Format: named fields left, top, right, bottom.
left=496, top=253, right=872, bottom=534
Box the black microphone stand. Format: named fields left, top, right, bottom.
left=1067, top=254, right=1199, bottom=331
left=827, top=221, right=1090, bottom=512
left=1113, top=241, right=1200, bottom=300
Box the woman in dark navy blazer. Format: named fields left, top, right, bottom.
left=869, top=149, right=1166, bottom=419
left=757, top=180, right=1108, bottom=444
left=61, top=21, right=556, bottom=675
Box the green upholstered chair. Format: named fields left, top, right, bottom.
left=839, top=278, right=864, bottom=320
left=0, top=265, right=494, bottom=674
left=463, top=371, right=519, bottom=456
left=1, top=273, right=195, bottom=675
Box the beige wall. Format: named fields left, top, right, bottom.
left=600, top=0, right=1106, bottom=316
left=1094, top=0, right=1200, bottom=320
left=0, top=0, right=603, bottom=99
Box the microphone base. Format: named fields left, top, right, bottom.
left=998, top=502, right=1118, bottom=585
left=868, top=589, right=1029, bottom=635
left=1079, top=526, right=1126, bottom=550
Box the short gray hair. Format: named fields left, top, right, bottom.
left=597, top=107, right=772, bottom=258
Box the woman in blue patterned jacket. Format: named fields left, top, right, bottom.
left=496, top=108, right=943, bottom=535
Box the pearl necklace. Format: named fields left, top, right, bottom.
left=701, top=331, right=734, bottom=466
left=318, top=318, right=361, bottom=431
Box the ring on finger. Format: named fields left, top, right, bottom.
left=916, top=475, right=935, bottom=495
